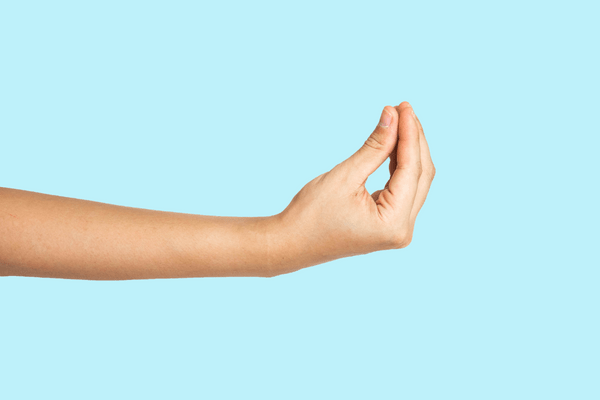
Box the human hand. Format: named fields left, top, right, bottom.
left=272, top=102, right=435, bottom=273
left=0, top=102, right=434, bottom=279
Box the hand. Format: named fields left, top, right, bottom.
left=273, top=102, right=435, bottom=273
left=0, top=102, right=434, bottom=279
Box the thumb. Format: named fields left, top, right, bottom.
left=342, top=106, right=398, bottom=184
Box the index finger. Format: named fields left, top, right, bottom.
left=387, top=102, right=422, bottom=218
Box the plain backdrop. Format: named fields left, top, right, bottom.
left=1, top=1, right=598, bottom=399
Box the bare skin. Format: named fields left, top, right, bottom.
left=0, top=102, right=435, bottom=279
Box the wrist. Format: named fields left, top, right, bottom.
left=265, top=211, right=339, bottom=276
left=264, top=212, right=307, bottom=276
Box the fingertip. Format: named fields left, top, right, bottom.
left=378, top=106, right=398, bottom=129
left=378, top=107, right=392, bottom=128
left=396, top=106, right=420, bottom=153
left=394, top=102, right=413, bottom=120
left=397, top=101, right=412, bottom=110
left=385, top=105, right=398, bottom=118
left=383, top=105, right=396, bottom=114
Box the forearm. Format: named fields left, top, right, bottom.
left=0, top=187, right=286, bottom=279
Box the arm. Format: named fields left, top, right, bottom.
left=0, top=187, right=282, bottom=279
left=0, top=102, right=435, bottom=280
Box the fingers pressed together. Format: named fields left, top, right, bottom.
left=368, top=102, right=435, bottom=239
left=336, top=101, right=435, bottom=246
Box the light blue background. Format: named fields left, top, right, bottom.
left=1, top=1, right=598, bottom=398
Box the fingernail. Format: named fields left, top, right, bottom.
left=379, top=108, right=392, bottom=128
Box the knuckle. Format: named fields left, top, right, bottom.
left=363, top=133, right=386, bottom=151
left=399, top=234, right=413, bottom=249
left=425, top=164, right=436, bottom=180
left=416, top=161, right=423, bottom=177
left=389, top=229, right=413, bottom=249
left=396, top=160, right=423, bottom=178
